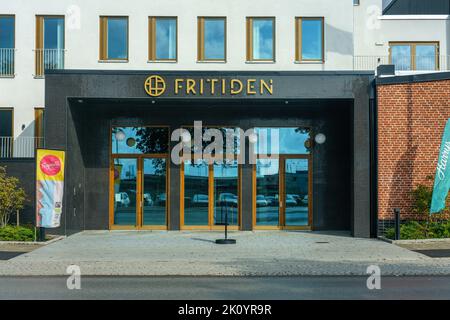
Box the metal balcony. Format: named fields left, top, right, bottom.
left=0, top=48, right=15, bottom=77
left=0, top=136, right=44, bottom=158
left=34, top=48, right=65, bottom=77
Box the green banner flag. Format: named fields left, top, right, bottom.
left=430, top=119, right=450, bottom=214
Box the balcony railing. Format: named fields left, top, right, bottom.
left=34, top=48, right=65, bottom=77
left=0, top=48, right=15, bottom=77
left=0, top=137, right=44, bottom=158
left=354, top=55, right=450, bottom=72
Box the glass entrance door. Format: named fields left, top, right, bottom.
left=111, top=157, right=168, bottom=229
left=282, top=158, right=310, bottom=227
left=254, top=156, right=311, bottom=229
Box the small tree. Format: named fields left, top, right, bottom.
left=0, top=166, right=26, bottom=228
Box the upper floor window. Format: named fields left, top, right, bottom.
left=296, top=17, right=324, bottom=62
left=35, top=16, right=65, bottom=77
left=390, top=42, right=439, bottom=71
left=246, top=17, right=275, bottom=62
left=198, top=17, right=226, bottom=62
left=0, top=15, right=15, bottom=77
left=100, top=16, right=128, bottom=61
left=148, top=17, right=177, bottom=61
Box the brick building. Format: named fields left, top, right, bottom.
left=377, top=72, right=450, bottom=232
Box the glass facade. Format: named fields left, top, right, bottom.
left=255, top=158, right=280, bottom=226
left=143, top=158, right=167, bottom=226
left=113, top=158, right=137, bottom=225
left=112, top=127, right=169, bottom=154
left=183, top=160, right=209, bottom=226
left=213, top=160, right=239, bottom=226
left=254, top=127, right=310, bottom=155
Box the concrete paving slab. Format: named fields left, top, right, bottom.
left=0, top=231, right=449, bottom=276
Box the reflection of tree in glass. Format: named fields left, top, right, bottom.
left=185, top=127, right=238, bottom=155
left=135, top=127, right=169, bottom=174
left=135, top=127, right=169, bottom=153
left=295, top=127, right=311, bottom=153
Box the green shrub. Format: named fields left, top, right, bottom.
left=411, top=184, right=433, bottom=215
left=0, top=225, right=35, bottom=242
left=384, top=220, right=450, bottom=240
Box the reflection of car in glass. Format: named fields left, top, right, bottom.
left=264, top=196, right=279, bottom=206
left=115, top=192, right=130, bottom=207
left=191, top=194, right=209, bottom=207
left=218, top=193, right=238, bottom=207
left=256, top=195, right=268, bottom=207
left=302, top=194, right=308, bottom=204
left=288, top=194, right=302, bottom=205
left=285, top=195, right=298, bottom=207
left=143, top=193, right=153, bottom=206
left=156, top=193, right=166, bottom=206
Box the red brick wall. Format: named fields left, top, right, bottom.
left=377, top=79, right=450, bottom=220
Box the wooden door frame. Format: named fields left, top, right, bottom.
left=109, top=154, right=169, bottom=230
left=252, top=154, right=313, bottom=230
left=180, top=160, right=241, bottom=231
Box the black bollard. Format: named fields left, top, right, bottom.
left=394, top=208, right=400, bottom=240
left=38, top=227, right=46, bottom=242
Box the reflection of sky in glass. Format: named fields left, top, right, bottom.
left=112, top=127, right=169, bottom=154
left=252, top=19, right=273, bottom=60
left=286, top=159, right=308, bottom=173
left=256, top=159, right=279, bottom=177
left=108, top=18, right=128, bottom=59
left=143, top=159, right=165, bottom=175
left=0, top=17, right=14, bottom=48
left=301, top=20, right=322, bottom=60
left=213, top=160, right=238, bottom=178
left=204, top=19, right=225, bottom=60
left=156, top=19, right=176, bottom=60
left=255, top=128, right=310, bottom=155
left=184, top=160, right=209, bottom=177
left=415, top=45, right=436, bottom=70
left=115, top=159, right=137, bottom=180
left=44, top=18, right=64, bottom=49
left=391, top=45, right=411, bottom=71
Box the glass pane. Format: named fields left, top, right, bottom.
left=0, top=16, right=14, bottom=48
left=214, top=160, right=239, bottom=226
left=0, top=109, right=13, bottom=136
left=107, top=18, right=128, bottom=59
left=143, top=158, right=167, bottom=226
left=112, top=127, right=169, bottom=154
left=415, top=45, right=437, bottom=71
left=256, top=159, right=279, bottom=226
left=43, top=18, right=64, bottom=49
left=204, top=19, right=225, bottom=60
left=391, top=45, right=411, bottom=71
left=252, top=19, right=274, bottom=60
left=285, top=159, right=309, bottom=226
left=113, top=158, right=137, bottom=225
left=184, top=160, right=209, bottom=226
left=183, top=127, right=241, bottom=156
left=155, top=18, right=177, bottom=60
left=254, top=127, right=310, bottom=155
left=301, top=19, right=323, bottom=60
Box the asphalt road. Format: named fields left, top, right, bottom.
left=0, top=276, right=450, bottom=300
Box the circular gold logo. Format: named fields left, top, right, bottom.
left=144, top=75, right=166, bottom=97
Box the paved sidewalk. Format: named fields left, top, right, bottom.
left=0, top=231, right=449, bottom=276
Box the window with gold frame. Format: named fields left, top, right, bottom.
left=246, top=17, right=275, bottom=62
left=148, top=17, right=177, bottom=62
left=197, top=17, right=226, bottom=62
